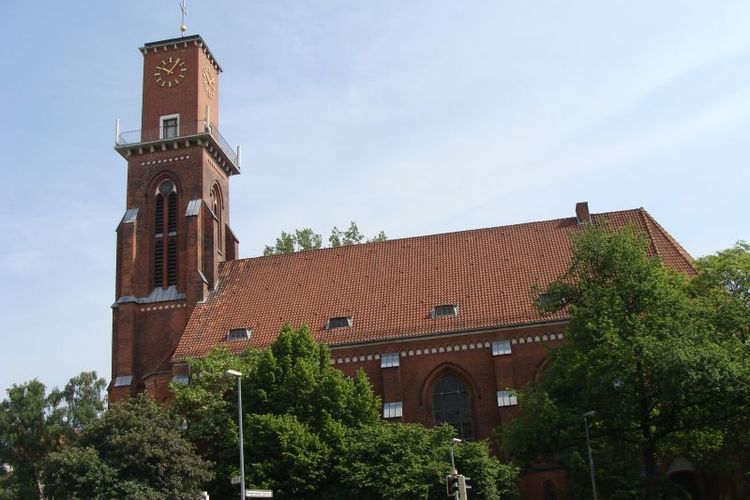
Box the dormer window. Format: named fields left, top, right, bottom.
left=536, top=293, right=553, bottom=306
left=431, top=304, right=458, bottom=319
left=326, top=317, right=352, bottom=330
left=227, top=328, right=251, bottom=341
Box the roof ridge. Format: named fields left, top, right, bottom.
left=231, top=208, right=646, bottom=264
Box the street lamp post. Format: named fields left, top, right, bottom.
left=583, top=410, right=598, bottom=500
left=226, top=369, right=245, bottom=500
left=449, top=437, right=461, bottom=473
left=449, top=438, right=461, bottom=500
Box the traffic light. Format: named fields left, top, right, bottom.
left=458, top=475, right=472, bottom=499
left=446, top=473, right=459, bottom=498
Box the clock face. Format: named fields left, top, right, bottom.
left=154, top=57, right=187, bottom=88
left=202, top=66, right=216, bottom=98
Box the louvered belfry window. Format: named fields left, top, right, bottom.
left=153, top=180, right=178, bottom=288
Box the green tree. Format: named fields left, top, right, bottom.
left=0, top=372, right=106, bottom=498
left=333, top=423, right=518, bottom=500
left=692, top=241, right=750, bottom=344
left=263, top=222, right=387, bottom=255
left=42, top=395, right=212, bottom=499
left=48, top=371, right=107, bottom=431
left=0, top=381, right=55, bottom=498
left=173, top=325, right=380, bottom=497
left=173, top=325, right=518, bottom=499
left=501, top=227, right=750, bottom=499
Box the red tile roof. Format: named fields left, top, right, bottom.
left=173, top=207, right=695, bottom=361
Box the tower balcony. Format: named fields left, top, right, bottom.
left=114, top=120, right=241, bottom=176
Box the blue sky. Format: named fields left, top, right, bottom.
left=1, top=1, right=748, bottom=394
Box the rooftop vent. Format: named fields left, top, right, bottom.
left=326, top=317, right=353, bottom=330
left=227, top=328, right=251, bottom=341
left=431, top=304, right=458, bottom=319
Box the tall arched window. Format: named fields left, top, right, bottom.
left=153, top=180, right=178, bottom=288
left=432, top=372, right=474, bottom=439
left=209, top=184, right=223, bottom=255
left=543, top=480, right=557, bottom=500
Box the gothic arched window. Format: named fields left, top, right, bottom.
left=432, top=372, right=474, bottom=439
left=210, top=184, right=223, bottom=255
left=153, top=180, right=178, bottom=288
left=543, top=480, right=557, bottom=500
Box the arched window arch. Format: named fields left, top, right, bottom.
left=209, top=184, right=223, bottom=255
left=432, top=372, right=474, bottom=439
left=543, top=480, right=557, bottom=500
left=153, top=179, right=178, bottom=288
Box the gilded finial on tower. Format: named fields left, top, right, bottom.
left=179, top=0, right=188, bottom=35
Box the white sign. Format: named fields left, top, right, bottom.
left=245, top=490, right=273, bottom=498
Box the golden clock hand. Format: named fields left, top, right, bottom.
left=156, top=66, right=174, bottom=74
left=168, top=58, right=181, bottom=73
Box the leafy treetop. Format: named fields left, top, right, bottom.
left=263, top=221, right=387, bottom=255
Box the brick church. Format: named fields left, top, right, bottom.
left=110, top=35, right=697, bottom=497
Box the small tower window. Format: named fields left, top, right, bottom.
left=431, top=304, right=458, bottom=318
left=113, top=375, right=133, bottom=388
left=160, top=114, right=180, bottom=139
left=326, top=317, right=352, bottom=330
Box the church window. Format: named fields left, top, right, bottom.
left=380, top=352, right=400, bottom=368
left=491, top=340, right=512, bottom=356
left=210, top=185, right=223, bottom=255
left=172, top=374, right=190, bottom=385
left=227, top=328, right=251, bottom=341
left=383, top=401, right=403, bottom=419
left=153, top=241, right=164, bottom=288
left=327, top=317, right=352, bottom=329
left=160, top=114, right=179, bottom=139
left=496, top=390, right=518, bottom=407
left=432, top=372, right=474, bottom=439
left=543, top=480, right=557, bottom=500
left=153, top=180, right=178, bottom=289
left=432, top=304, right=458, bottom=318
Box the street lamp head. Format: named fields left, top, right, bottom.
left=583, top=410, right=596, bottom=418
left=451, top=438, right=463, bottom=444
left=225, top=369, right=243, bottom=378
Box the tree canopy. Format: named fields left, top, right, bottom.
left=500, top=226, right=750, bottom=499
left=263, top=221, right=387, bottom=255
left=0, top=372, right=106, bottom=499
left=42, top=395, right=212, bottom=500
left=173, top=324, right=518, bottom=499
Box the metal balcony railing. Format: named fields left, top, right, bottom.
left=116, top=120, right=239, bottom=167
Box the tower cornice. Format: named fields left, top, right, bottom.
left=140, top=34, right=222, bottom=73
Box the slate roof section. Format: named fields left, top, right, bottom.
left=173, top=207, right=695, bottom=361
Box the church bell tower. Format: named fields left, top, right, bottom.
left=110, top=35, right=240, bottom=402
